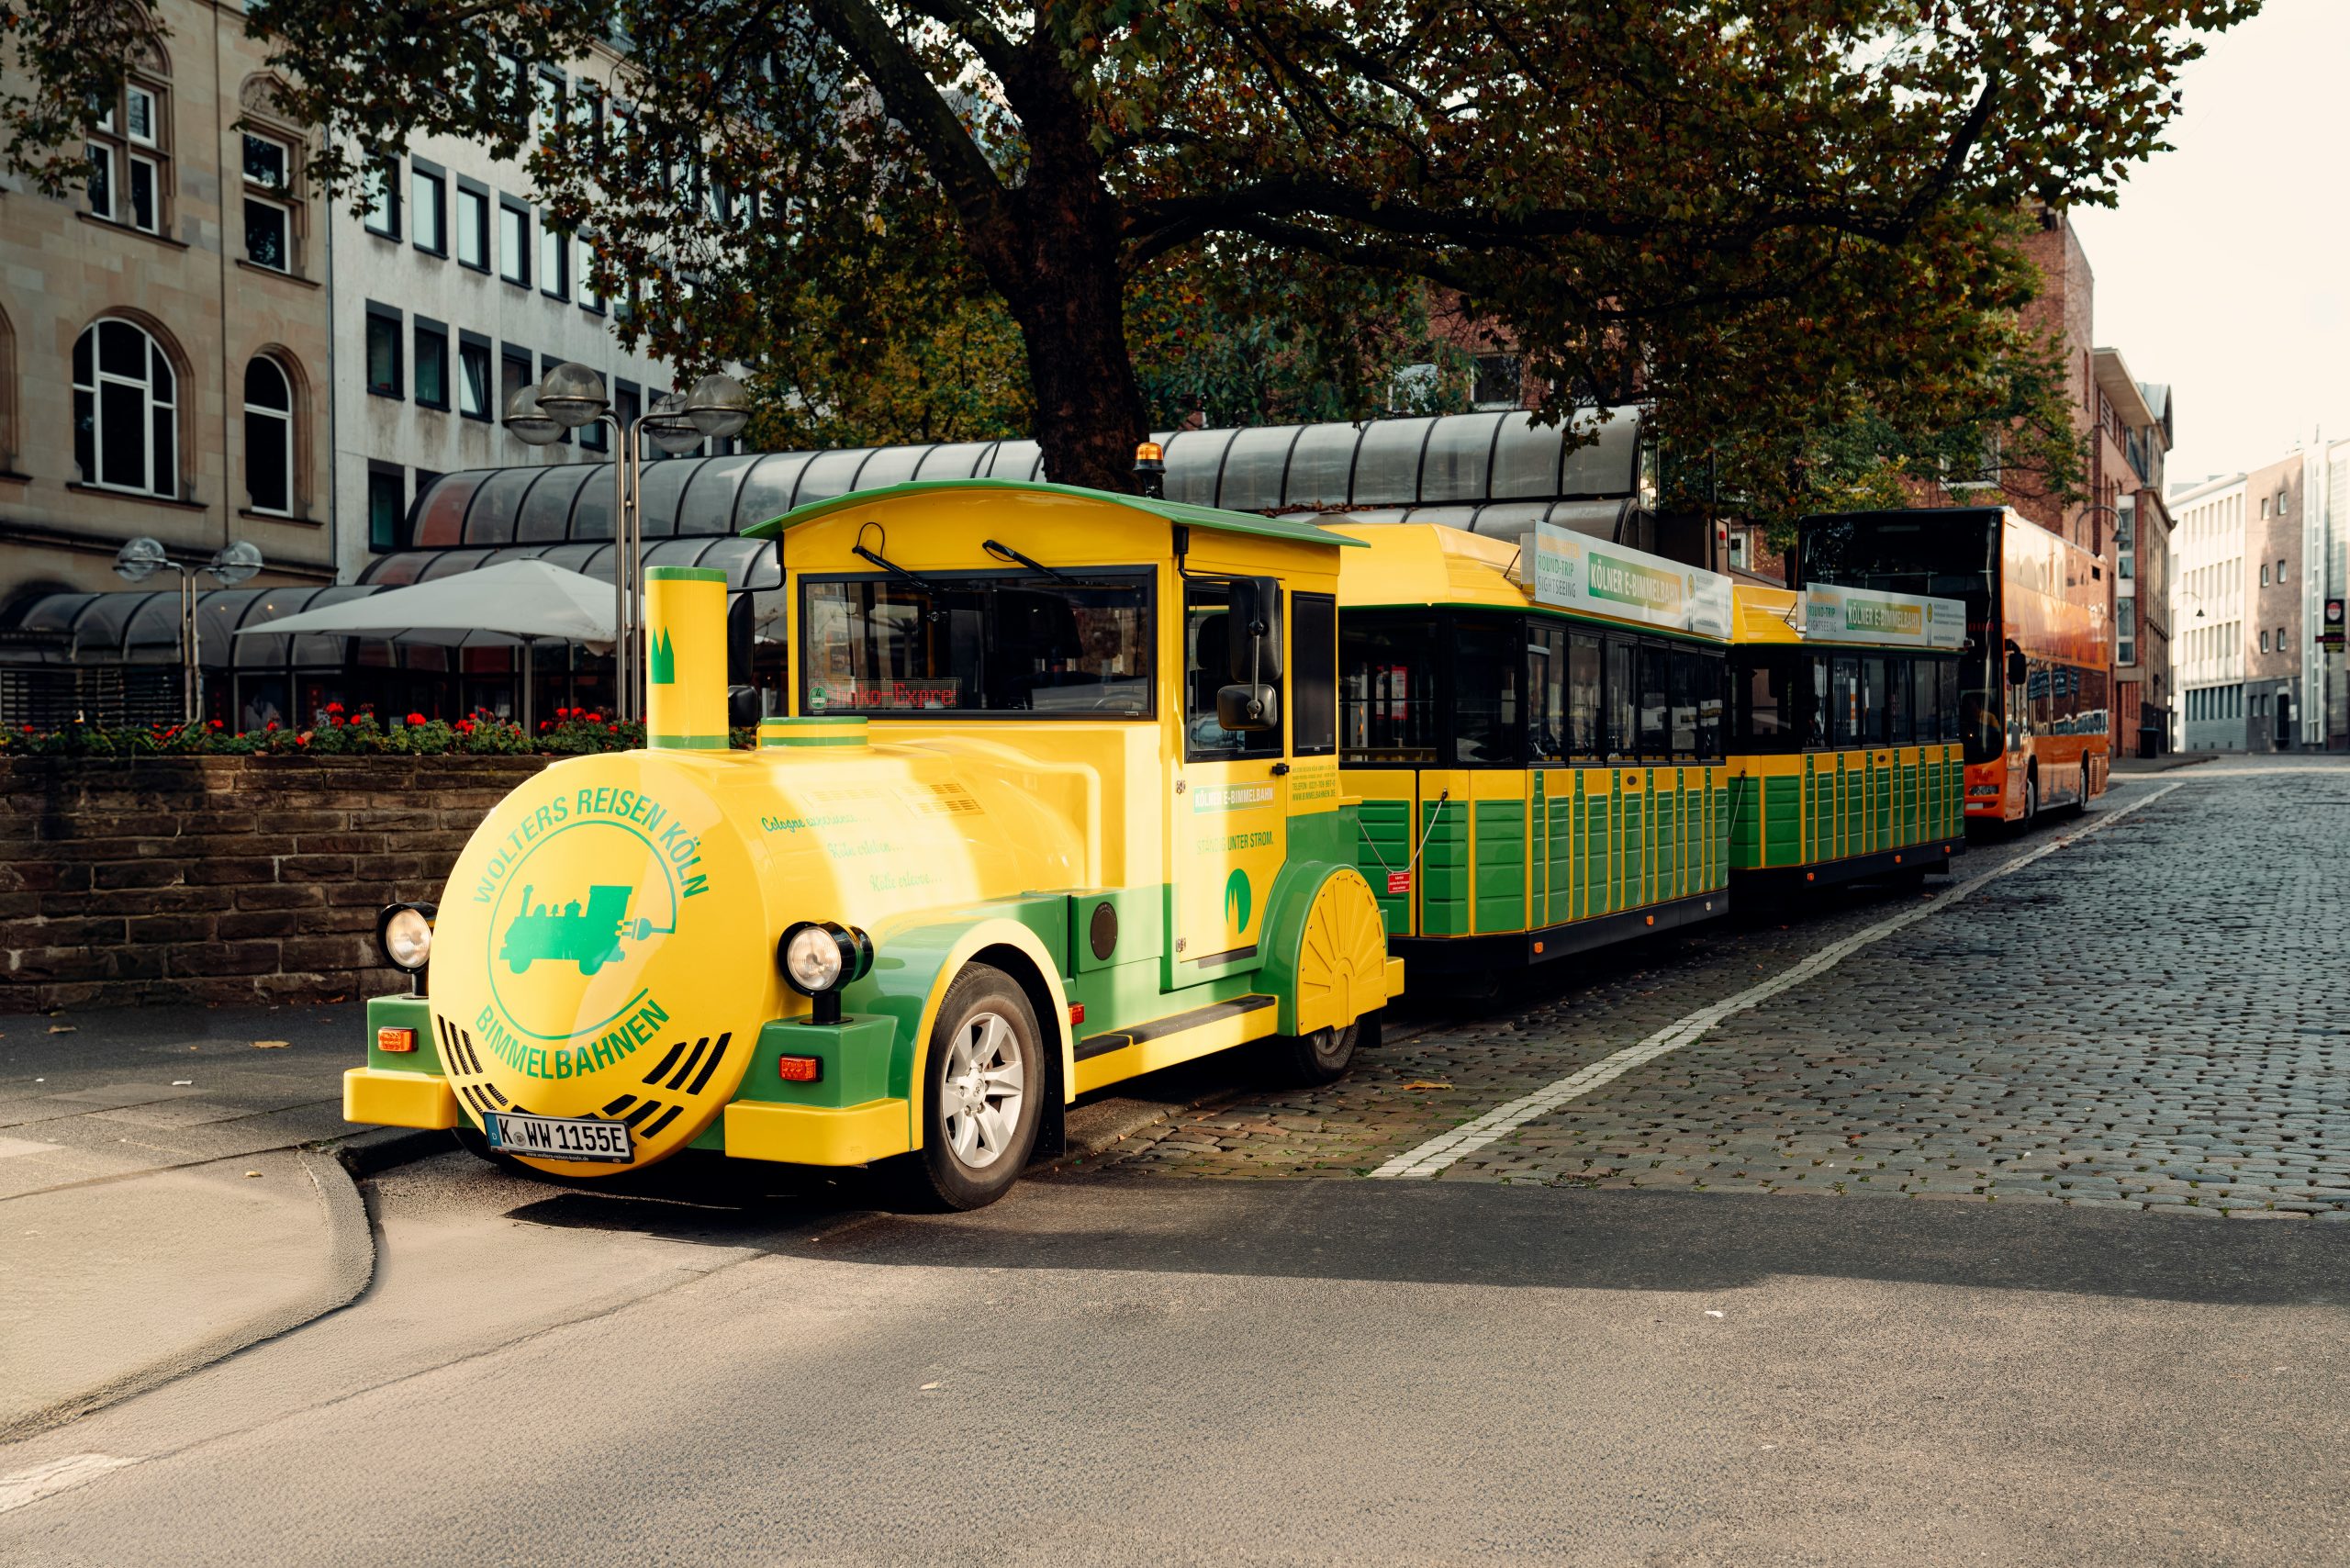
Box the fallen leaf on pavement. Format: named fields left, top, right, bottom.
left=252, top=1040, right=290, bottom=1049
left=1399, top=1081, right=1454, bottom=1092
left=919, top=1383, right=942, bottom=1392
left=244, top=1170, right=263, bottom=1179
left=172, top=1080, right=194, bottom=1086
left=48, top=1025, right=75, bottom=1034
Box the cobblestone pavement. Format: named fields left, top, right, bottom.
left=1080, top=757, right=2350, bottom=1217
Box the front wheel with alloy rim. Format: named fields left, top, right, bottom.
left=902, top=964, right=1043, bottom=1211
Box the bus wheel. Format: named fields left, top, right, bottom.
left=1272, top=1011, right=1379, bottom=1087
left=2022, top=767, right=2039, bottom=829
left=902, top=964, right=1041, bottom=1211
left=2077, top=760, right=2091, bottom=814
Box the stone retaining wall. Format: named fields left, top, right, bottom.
left=0, top=755, right=553, bottom=1013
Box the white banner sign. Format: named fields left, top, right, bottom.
left=1522, top=524, right=1731, bottom=639
left=1802, top=584, right=1966, bottom=649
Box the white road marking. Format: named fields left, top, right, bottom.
left=0, top=1452, right=140, bottom=1514
left=1371, top=783, right=2186, bottom=1180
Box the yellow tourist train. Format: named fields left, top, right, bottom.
left=346, top=480, right=1400, bottom=1208
left=1328, top=521, right=1967, bottom=974
left=341, top=479, right=1969, bottom=1206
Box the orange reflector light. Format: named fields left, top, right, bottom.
left=375, top=1025, right=416, bottom=1054
left=1894, top=854, right=1903, bottom=864
left=778, top=1055, right=822, bottom=1082
left=1531, top=941, right=1544, bottom=955
left=1644, top=915, right=1654, bottom=926
left=1069, top=1002, right=1086, bottom=1025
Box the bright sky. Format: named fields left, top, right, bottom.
left=2068, top=0, right=2350, bottom=492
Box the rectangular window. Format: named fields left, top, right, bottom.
left=1605, top=639, right=1636, bottom=760
left=539, top=216, right=567, bottom=299
left=367, top=464, right=406, bottom=552
left=242, top=194, right=290, bottom=272
left=1527, top=622, right=1565, bottom=762
left=129, top=152, right=159, bottom=232
left=800, top=573, right=1154, bottom=722
left=578, top=237, right=604, bottom=313
left=1340, top=612, right=1440, bottom=764
left=1567, top=632, right=1603, bottom=758
left=500, top=346, right=532, bottom=424
left=615, top=379, right=641, bottom=435
left=1886, top=657, right=1914, bottom=745
left=87, top=141, right=117, bottom=218
left=457, top=332, right=492, bottom=420
left=1182, top=583, right=1278, bottom=758
left=364, top=154, right=400, bottom=239
left=455, top=182, right=490, bottom=270
left=410, top=159, right=446, bottom=254
left=1451, top=616, right=1525, bottom=767
left=1830, top=656, right=1860, bottom=747
left=2117, top=596, right=2136, bottom=667
left=364, top=305, right=401, bottom=398
left=2277, top=558, right=2288, bottom=582
left=413, top=318, right=449, bottom=409
left=1291, top=593, right=1337, bottom=757
left=498, top=200, right=530, bottom=286
left=1735, top=652, right=1794, bottom=751
left=1635, top=644, right=1671, bottom=760
left=1861, top=656, right=1888, bottom=745
left=580, top=400, right=608, bottom=453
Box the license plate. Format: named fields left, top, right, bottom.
left=484, top=1112, right=633, bottom=1164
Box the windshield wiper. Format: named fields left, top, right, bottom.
left=852, top=538, right=951, bottom=621
left=980, top=538, right=1072, bottom=584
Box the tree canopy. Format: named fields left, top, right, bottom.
left=8, top=0, right=2254, bottom=498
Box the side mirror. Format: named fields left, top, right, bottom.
left=1216, top=682, right=1281, bottom=734
left=2005, top=649, right=2028, bottom=687
left=1225, top=577, right=1284, bottom=684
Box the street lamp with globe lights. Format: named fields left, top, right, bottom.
left=504, top=364, right=756, bottom=722
left=113, top=536, right=264, bottom=723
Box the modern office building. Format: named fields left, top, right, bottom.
left=2171, top=472, right=2247, bottom=751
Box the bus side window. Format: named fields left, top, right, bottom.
left=1807, top=655, right=1830, bottom=750
left=1638, top=643, right=1672, bottom=760
left=1568, top=632, right=1602, bottom=759
left=1887, top=657, right=1914, bottom=745
left=1861, top=655, right=1888, bottom=746
left=1694, top=650, right=1724, bottom=760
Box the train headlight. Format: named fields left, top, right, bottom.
left=375, top=903, right=437, bottom=978
left=778, top=920, right=871, bottom=995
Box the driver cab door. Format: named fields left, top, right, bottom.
left=1170, top=579, right=1289, bottom=980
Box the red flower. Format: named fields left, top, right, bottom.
left=323, top=702, right=344, bottom=715
left=208, top=720, right=224, bottom=730
left=18, top=722, right=32, bottom=734
left=297, top=732, right=312, bottom=747
left=540, top=721, right=551, bottom=731
left=265, top=720, right=278, bottom=732
left=406, top=711, right=428, bottom=726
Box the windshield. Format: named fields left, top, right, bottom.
left=800, top=572, right=1152, bottom=717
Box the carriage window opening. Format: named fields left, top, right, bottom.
left=1568, top=632, right=1603, bottom=758
left=1452, top=616, right=1525, bottom=767
left=1830, top=657, right=1861, bottom=747
left=1694, top=651, right=1724, bottom=760
left=1527, top=621, right=1566, bottom=762
left=1858, top=656, right=1887, bottom=745
left=1185, top=582, right=1281, bottom=759
left=1886, top=657, right=1914, bottom=745
left=1666, top=648, right=1697, bottom=757
left=1291, top=592, right=1337, bottom=756
left=800, top=572, right=1151, bottom=722
left=1913, top=660, right=1940, bottom=745
left=1604, top=639, right=1636, bottom=760
left=1339, top=612, right=1439, bottom=764
left=1637, top=643, right=1672, bottom=760
left=1736, top=652, right=1794, bottom=752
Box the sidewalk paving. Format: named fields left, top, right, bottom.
left=0, top=1002, right=427, bottom=1438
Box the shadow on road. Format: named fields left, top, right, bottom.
left=500, top=1176, right=2350, bottom=1309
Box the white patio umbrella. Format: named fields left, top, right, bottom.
left=233, top=559, right=618, bottom=732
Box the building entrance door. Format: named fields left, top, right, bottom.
left=2276, top=691, right=2293, bottom=750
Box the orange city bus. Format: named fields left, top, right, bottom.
left=1796, top=507, right=2110, bottom=827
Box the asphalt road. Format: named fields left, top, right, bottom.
left=4, top=759, right=2346, bottom=1565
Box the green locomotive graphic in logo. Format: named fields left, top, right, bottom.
left=500, top=884, right=637, bottom=976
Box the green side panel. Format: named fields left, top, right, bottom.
left=1652, top=773, right=1677, bottom=902
left=1578, top=771, right=1603, bottom=920
left=1623, top=777, right=1646, bottom=911
left=1473, top=800, right=1528, bottom=935
left=1288, top=806, right=1357, bottom=866
left=1068, top=884, right=1163, bottom=974
left=1729, top=776, right=1763, bottom=871
left=366, top=992, right=442, bottom=1073
left=1355, top=797, right=1413, bottom=935
left=1419, top=796, right=1472, bottom=936
left=1547, top=783, right=1574, bottom=917
left=1764, top=775, right=1802, bottom=869
left=844, top=894, right=1072, bottom=1102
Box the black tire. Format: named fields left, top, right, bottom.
left=2021, top=767, right=2039, bottom=830
left=1270, top=1009, right=1379, bottom=1087
left=897, top=964, right=1044, bottom=1212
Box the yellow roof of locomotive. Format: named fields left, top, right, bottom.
left=1329, top=523, right=1532, bottom=611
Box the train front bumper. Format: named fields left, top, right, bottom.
left=343, top=1066, right=460, bottom=1130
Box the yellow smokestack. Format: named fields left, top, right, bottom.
left=643, top=566, right=728, bottom=750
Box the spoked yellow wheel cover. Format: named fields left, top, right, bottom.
left=1292, top=868, right=1391, bottom=1036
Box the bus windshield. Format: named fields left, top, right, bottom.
left=799, top=572, right=1152, bottom=717
left=1799, top=511, right=2003, bottom=765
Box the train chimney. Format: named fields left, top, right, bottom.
left=643, top=566, right=729, bottom=750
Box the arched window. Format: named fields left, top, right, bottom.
left=244, top=355, right=294, bottom=514
left=72, top=319, right=177, bottom=498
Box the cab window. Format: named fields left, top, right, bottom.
left=800, top=571, right=1151, bottom=717
left=1186, top=582, right=1281, bottom=759
left=1339, top=611, right=1439, bottom=763
left=1291, top=592, right=1337, bottom=756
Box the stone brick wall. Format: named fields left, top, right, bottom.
left=0, top=754, right=551, bottom=1013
